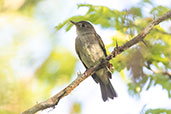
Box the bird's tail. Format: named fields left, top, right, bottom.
left=99, top=79, right=117, bottom=101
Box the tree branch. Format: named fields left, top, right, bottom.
left=145, top=64, right=171, bottom=77
left=21, top=10, right=171, bottom=114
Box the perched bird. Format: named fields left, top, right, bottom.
left=71, top=20, right=117, bottom=101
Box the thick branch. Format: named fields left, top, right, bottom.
left=21, top=10, right=171, bottom=114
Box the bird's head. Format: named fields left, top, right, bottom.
left=70, top=21, right=96, bottom=35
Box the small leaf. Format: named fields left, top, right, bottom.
left=120, top=69, right=126, bottom=83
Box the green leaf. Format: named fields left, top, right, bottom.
left=129, top=7, right=142, bottom=17
left=143, top=0, right=153, bottom=4
left=145, top=109, right=171, bottom=114
left=150, top=6, right=170, bottom=16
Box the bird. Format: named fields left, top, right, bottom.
left=71, top=20, right=117, bottom=101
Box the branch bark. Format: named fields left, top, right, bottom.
left=21, top=10, right=171, bottom=114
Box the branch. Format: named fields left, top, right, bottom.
left=146, top=64, right=171, bottom=77
left=151, top=69, right=171, bottom=77
left=21, top=10, right=171, bottom=114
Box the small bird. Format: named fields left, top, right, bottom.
left=71, top=20, right=117, bottom=101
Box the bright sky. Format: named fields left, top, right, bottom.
left=34, top=0, right=171, bottom=114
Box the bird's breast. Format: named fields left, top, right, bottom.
left=76, top=33, right=105, bottom=67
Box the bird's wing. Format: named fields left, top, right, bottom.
left=94, top=33, right=107, bottom=57
left=95, top=33, right=112, bottom=79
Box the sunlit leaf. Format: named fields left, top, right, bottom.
left=150, top=6, right=170, bottom=16
left=145, top=108, right=171, bottom=114
left=70, top=102, right=81, bottom=114
left=120, top=69, right=126, bottom=82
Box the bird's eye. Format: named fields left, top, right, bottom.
left=79, top=23, right=86, bottom=28
left=82, top=24, right=85, bottom=27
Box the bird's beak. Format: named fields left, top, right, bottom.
left=70, top=20, right=77, bottom=25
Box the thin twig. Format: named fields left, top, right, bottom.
left=145, top=64, right=171, bottom=77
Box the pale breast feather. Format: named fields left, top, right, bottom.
left=75, top=34, right=105, bottom=68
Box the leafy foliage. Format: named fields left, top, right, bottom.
left=0, top=0, right=41, bottom=16
left=0, top=0, right=170, bottom=113
left=36, top=48, right=77, bottom=86
left=57, top=0, right=171, bottom=104
left=0, top=1, right=78, bottom=114
left=150, top=6, right=170, bottom=16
